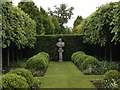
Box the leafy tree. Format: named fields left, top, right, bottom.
left=81, top=1, right=120, bottom=61
left=51, top=16, right=61, bottom=34
left=48, top=4, right=74, bottom=27
left=73, top=16, right=83, bottom=28
left=40, top=7, right=55, bottom=34
left=2, top=2, right=36, bottom=66
left=18, top=1, right=44, bottom=35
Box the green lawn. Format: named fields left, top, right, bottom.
left=39, top=61, right=97, bottom=88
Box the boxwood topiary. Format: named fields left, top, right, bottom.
left=104, top=70, right=120, bottom=82
left=71, top=51, right=85, bottom=62
left=77, top=54, right=88, bottom=67
left=26, top=52, right=49, bottom=70
left=2, top=73, right=29, bottom=89
left=102, top=70, right=120, bottom=89
left=9, top=68, right=34, bottom=87
left=81, top=56, right=99, bottom=70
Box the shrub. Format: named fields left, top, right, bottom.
left=102, top=70, right=120, bottom=89
left=26, top=52, right=49, bottom=70
left=77, top=54, right=88, bottom=66
left=9, top=68, right=34, bottom=87
left=104, top=70, right=120, bottom=82
left=94, top=61, right=120, bottom=75
left=10, top=60, right=26, bottom=69
left=118, top=81, right=120, bottom=90
left=36, top=52, right=49, bottom=65
left=71, top=51, right=85, bottom=62
left=2, top=73, right=29, bottom=89
left=81, top=56, right=99, bottom=70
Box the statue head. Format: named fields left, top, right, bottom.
left=58, top=38, right=62, bottom=42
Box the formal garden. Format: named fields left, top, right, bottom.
left=1, top=0, right=120, bottom=90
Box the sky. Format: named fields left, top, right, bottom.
left=13, top=0, right=119, bottom=27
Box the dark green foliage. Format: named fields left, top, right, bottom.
left=26, top=52, right=49, bottom=70
left=51, top=16, right=61, bottom=34
left=40, top=7, right=55, bottom=34
left=2, top=73, right=29, bottom=89
left=28, top=35, right=86, bottom=61
left=9, top=68, right=34, bottom=87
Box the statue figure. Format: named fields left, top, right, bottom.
left=56, top=38, right=65, bottom=61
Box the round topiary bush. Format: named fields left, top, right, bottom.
left=76, top=54, right=88, bottom=65
left=81, top=56, right=99, bottom=70
left=2, top=73, right=29, bottom=89
left=26, top=52, right=49, bottom=70
left=71, top=51, right=85, bottom=62
left=102, top=70, right=120, bottom=89
left=9, top=68, right=34, bottom=87
left=38, top=52, right=49, bottom=60
left=104, top=70, right=120, bottom=82
left=36, top=52, right=49, bottom=65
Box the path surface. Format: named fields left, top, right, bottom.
left=40, top=62, right=96, bottom=88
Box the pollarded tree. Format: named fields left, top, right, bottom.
left=81, top=1, right=120, bottom=61
left=2, top=2, right=36, bottom=66
left=18, top=0, right=44, bottom=35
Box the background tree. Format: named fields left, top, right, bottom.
left=40, top=7, right=55, bottom=34
left=18, top=1, right=44, bottom=35
left=73, top=16, right=83, bottom=28
left=73, top=16, right=83, bottom=33
left=51, top=16, right=61, bottom=34
left=48, top=3, right=74, bottom=33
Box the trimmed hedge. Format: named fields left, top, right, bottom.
left=2, top=73, right=29, bottom=89
left=9, top=68, right=34, bottom=87
left=23, top=35, right=87, bottom=61
left=26, top=52, right=49, bottom=70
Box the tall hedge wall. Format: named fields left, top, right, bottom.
left=23, top=35, right=87, bottom=61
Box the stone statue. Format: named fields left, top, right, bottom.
left=56, top=38, right=65, bottom=62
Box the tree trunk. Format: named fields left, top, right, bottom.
left=7, top=47, right=10, bottom=66
left=12, top=46, right=14, bottom=62
left=110, top=45, right=112, bottom=61
left=99, top=47, right=101, bottom=60
left=104, top=47, right=107, bottom=60
left=16, top=49, right=19, bottom=62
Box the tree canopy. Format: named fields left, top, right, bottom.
left=81, top=1, right=120, bottom=46
left=48, top=4, right=74, bottom=27
left=18, top=1, right=44, bottom=35
left=2, top=2, right=36, bottom=49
